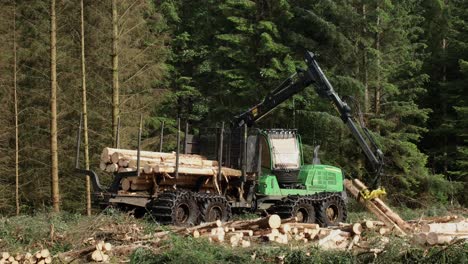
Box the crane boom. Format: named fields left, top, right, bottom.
left=235, top=51, right=384, bottom=187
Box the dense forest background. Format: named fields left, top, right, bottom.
left=0, top=0, right=466, bottom=214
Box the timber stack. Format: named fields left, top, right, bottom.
left=175, top=214, right=390, bottom=250
left=411, top=218, right=468, bottom=245
left=179, top=214, right=467, bottom=250
left=99, top=147, right=241, bottom=192
left=0, top=249, right=51, bottom=264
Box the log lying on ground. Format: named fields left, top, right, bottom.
left=421, top=221, right=468, bottom=233
left=339, top=223, right=363, bottom=235
left=234, top=215, right=282, bottom=230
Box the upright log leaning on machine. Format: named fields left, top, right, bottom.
left=76, top=51, right=385, bottom=227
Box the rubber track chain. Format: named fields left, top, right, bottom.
left=151, top=190, right=191, bottom=224
left=269, top=192, right=341, bottom=221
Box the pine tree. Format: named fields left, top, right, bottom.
left=50, top=0, right=60, bottom=212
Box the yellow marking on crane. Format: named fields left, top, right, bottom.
left=360, top=187, right=387, bottom=200
left=252, top=107, right=258, bottom=117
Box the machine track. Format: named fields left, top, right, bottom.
left=196, top=193, right=232, bottom=223
left=269, top=192, right=347, bottom=226
left=149, top=190, right=199, bottom=226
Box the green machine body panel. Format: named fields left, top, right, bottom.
left=257, top=165, right=344, bottom=196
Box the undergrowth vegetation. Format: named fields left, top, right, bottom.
left=129, top=235, right=468, bottom=264
left=0, top=208, right=467, bottom=263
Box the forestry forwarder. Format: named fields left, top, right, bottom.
left=76, top=51, right=385, bottom=227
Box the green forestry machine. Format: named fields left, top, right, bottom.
left=76, top=51, right=384, bottom=227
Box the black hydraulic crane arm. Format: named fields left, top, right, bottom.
left=234, top=51, right=384, bottom=187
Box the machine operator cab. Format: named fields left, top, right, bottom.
left=257, top=129, right=345, bottom=196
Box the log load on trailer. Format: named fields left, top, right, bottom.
left=76, top=51, right=385, bottom=227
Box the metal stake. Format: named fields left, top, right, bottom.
left=218, top=122, right=224, bottom=183
left=136, top=115, right=142, bottom=177
left=242, top=124, right=247, bottom=182
left=159, top=120, right=164, bottom=152
left=184, top=121, right=189, bottom=154
left=175, top=118, right=180, bottom=179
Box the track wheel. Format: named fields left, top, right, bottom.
left=150, top=191, right=199, bottom=226
left=316, top=195, right=347, bottom=227
left=199, top=195, right=232, bottom=223
left=291, top=198, right=316, bottom=223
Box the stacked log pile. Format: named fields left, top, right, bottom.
left=100, top=147, right=241, bottom=177
left=175, top=214, right=392, bottom=251
left=52, top=212, right=467, bottom=263
left=412, top=219, right=468, bottom=245
left=90, top=241, right=112, bottom=262
left=0, top=249, right=51, bottom=264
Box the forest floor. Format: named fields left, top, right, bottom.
left=1, top=201, right=467, bottom=264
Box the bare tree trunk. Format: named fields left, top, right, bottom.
left=13, top=0, right=20, bottom=216
left=80, top=0, right=91, bottom=216
left=362, top=4, right=369, bottom=117
left=112, top=0, right=120, bottom=146
left=374, top=3, right=381, bottom=132
left=50, top=0, right=60, bottom=212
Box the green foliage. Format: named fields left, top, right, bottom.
left=130, top=235, right=252, bottom=264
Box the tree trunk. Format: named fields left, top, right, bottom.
left=13, top=0, right=19, bottom=216
left=374, top=3, right=381, bottom=121
left=112, top=0, right=120, bottom=146
left=80, top=0, right=91, bottom=216
left=362, top=4, right=369, bottom=117
left=50, top=0, right=60, bottom=212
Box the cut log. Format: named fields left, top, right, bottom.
left=347, top=235, right=360, bottom=251
left=421, top=222, right=468, bottom=233
left=426, top=232, right=468, bottom=245
left=379, top=227, right=390, bottom=235
left=281, top=217, right=298, bottom=224
left=99, top=161, right=107, bottom=171
left=91, top=250, right=105, bottom=262
left=121, top=178, right=131, bottom=191
left=241, top=239, right=251, bottom=248
left=40, top=249, right=50, bottom=258
left=1, top=252, right=9, bottom=260
left=177, top=220, right=222, bottom=235
left=288, top=223, right=319, bottom=229
left=304, top=229, right=320, bottom=240
left=234, top=215, right=281, bottom=230
left=318, top=229, right=342, bottom=246
left=105, top=163, right=118, bottom=173
left=275, top=234, right=288, bottom=244
left=280, top=224, right=291, bottom=234
left=340, top=223, right=362, bottom=235
left=103, top=242, right=112, bottom=252
left=234, top=230, right=254, bottom=237
left=101, top=148, right=174, bottom=162
left=412, top=232, right=428, bottom=245
left=208, top=234, right=224, bottom=243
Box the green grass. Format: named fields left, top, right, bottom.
left=1, top=206, right=467, bottom=263
left=129, top=236, right=468, bottom=264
